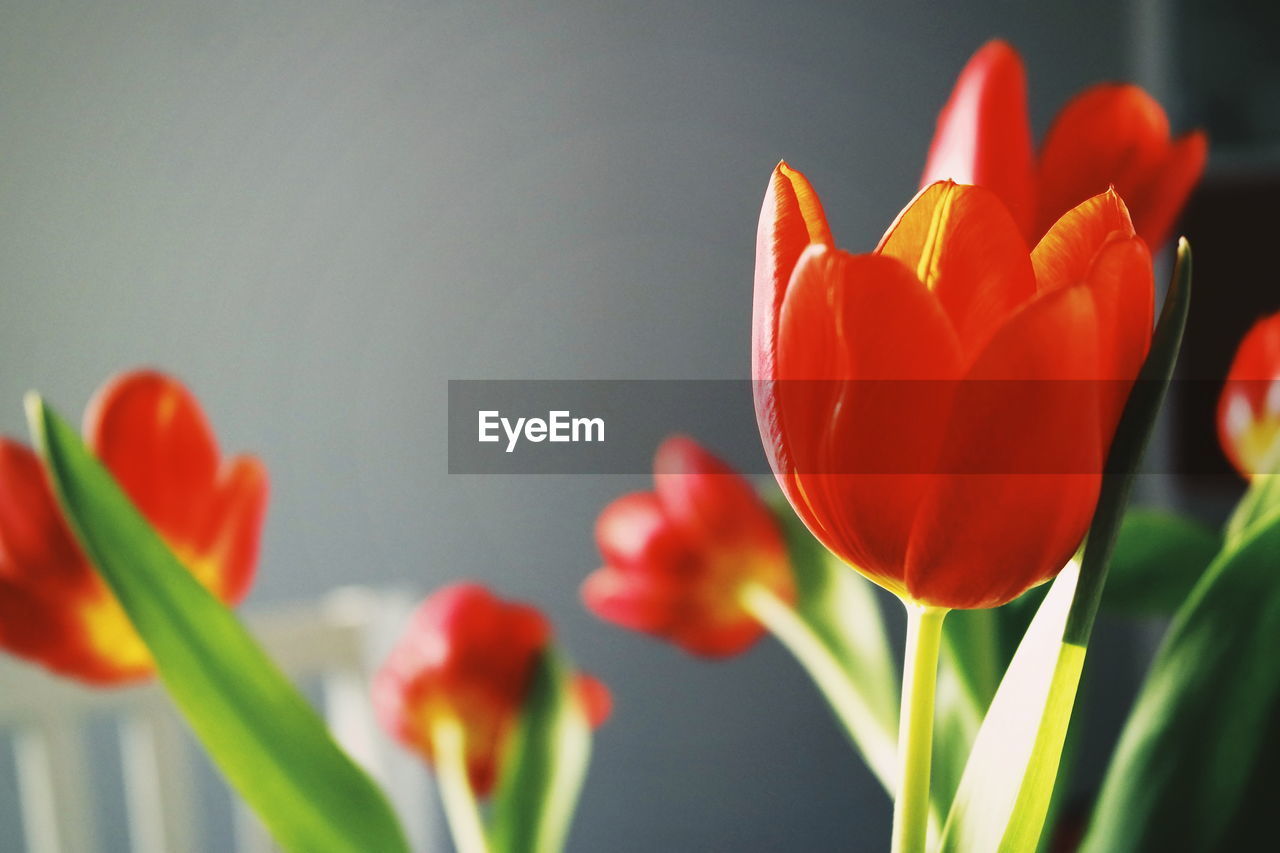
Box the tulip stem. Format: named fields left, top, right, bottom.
left=892, top=602, right=948, bottom=853
left=739, top=581, right=899, bottom=793
left=431, top=716, right=491, bottom=853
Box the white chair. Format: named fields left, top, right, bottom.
left=0, top=588, right=438, bottom=853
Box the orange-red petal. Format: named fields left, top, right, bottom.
left=921, top=40, right=1035, bottom=239
left=754, top=163, right=834, bottom=480
left=878, top=181, right=1037, bottom=359
left=1034, top=83, right=1197, bottom=247
left=653, top=436, right=778, bottom=553
left=1126, top=129, right=1207, bottom=250
left=85, top=371, right=220, bottom=547
left=1031, top=188, right=1136, bottom=293
left=574, top=674, right=613, bottom=727
left=0, top=439, right=93, bottom=595
left=776, top=246, right=961, bottom=589
left=1219, top=313, right=1280, bottom=477
left=193, top=456, right=268, bottom=604
left=906, top=282, right=1105, bottom=608
left=1080, top=233, right=1155, bottom=441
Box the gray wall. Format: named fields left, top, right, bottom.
left=0, top=1, right=1134, bottom=850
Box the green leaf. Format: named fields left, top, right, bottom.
left=1224, top=467, right=1280, bottom=548
left=489, top=650, right=592, bottom=853
left=936, top=239, right=1192, bottom=853
left=775, top=496, right=900, bottom=738
left=764, top=495, right=901, bottom=792
left=26, top=395, right=409, bottom=853
left=932, top=610, right=998, bottom=813
left=1081, top=504, right=1280, bottom=852
left=937, top=563, right=1086, bottom=853
left=1103, top=509, right=1220, bottom=616
left=941, top=609, right=1000, bottom=716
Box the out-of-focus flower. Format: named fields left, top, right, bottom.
left=0, top=370, right=268, bottom=683
left=582, top=436, right=794, bottom=657
left=373, top=583, right=609, bottom=797
left=1218, top=312, right=1280, bottom=477
left=754, top=167, right=1154, bottom=609
left=922, top=39, right=1207, bottom=248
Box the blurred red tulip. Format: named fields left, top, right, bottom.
left=0, top=370, right=268, bottom=684
left=754, top=167, right=1154, bottom=609
left=1218, top=312, right=1280, bottom=477
left=922, top=39, right=1207, bottom=248
left=373, top=583, right=609, bottom=797
left=583, top=436, right=794, bottom=656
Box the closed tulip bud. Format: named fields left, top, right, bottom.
left=373, top=583, right=609, bottom=797
left=755, top=166, right=1154, bottom=609
left=0, top=370, right=267, bottom=683
left=583, top=436, right=795, bottom=657
left=1218, top=312, right=1280, bottom=478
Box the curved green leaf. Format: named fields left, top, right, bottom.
left=1225, top=466, right=1280, bottom=548
left=937, top=239, right=1192, bottom=853
left=774, top=496, right=900, bottom=740
left=766, top=496, right=900, bottom=792
left=27, top=395, right=409, bottom=853
left=1103, top=509, right=1220, bottom=617
left=1082, top=503, right=1280, bottom=852
left=489, top=650, right=592, bottom=853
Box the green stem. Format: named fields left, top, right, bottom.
left=431, top=716, right=491, bottom=853
left=739, top=582, right=898, bottom=794
left=891, top=602, right=948, bottom=853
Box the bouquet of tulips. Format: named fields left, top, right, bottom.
left=1, top=39, right=1274, bottom=853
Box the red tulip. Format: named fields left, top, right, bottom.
left=754, top=167, right=1154, bottom=609
left=0, top=370, right=268, bottom=683
left=922, top=39, right=1207, bottom=248
left=583, top=436, right=794, bottom=656
left=373, top=583, right=609, bottom=797
left=1218, top=312, right=1280, bottom=478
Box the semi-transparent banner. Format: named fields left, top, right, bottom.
left=448, top=379, right=1237, bottom=475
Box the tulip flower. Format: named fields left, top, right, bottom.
left=582, top=435, right=795, bottom=657
left=373, top=583, right=610, bottom=799
left=0, top=370, right=268, bottom=684
left=756, top=169, right=1153, bottom=611
left=756, top=168, right=1153, bottom=853
left=1218, top=311, right=1280, bottom=477
left=922, top=39, right=1207, bottom=248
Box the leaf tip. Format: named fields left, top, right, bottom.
left=23, top=392, right=47, bottom=444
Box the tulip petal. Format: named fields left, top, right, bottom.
left=574, top=674, right=613, bottom=727
left=594, top=492, right=687, bottom=575
left=921, top=40, right=1036, bottom=239
left=653, top=436, right=778, bottom=552
left=1218, top=313, right=1280, bottom=477
left=1126, top=130, right=1208, bottom=250
left=1082, top=234, right=1155, bottom=441
left=754, top=163, right=833, bottom=479
left=878, top=181, right=1036, bottom=360
left=906, top=284, right=1104, bottom=608
left=777, top=246, right=961, bottom=589
left=754, top=162, right=833, bottom=375
left=0, top=439, right=93, bottom=594
left=85, top=371, right=220, bottom=546
left=1031, top=188, right=1135, bottom=293
left=1034, top=84, right=1174, bottom=245
left=194, top=456, right=269, bottom=604
left=580, top=564, right=675, bottom=635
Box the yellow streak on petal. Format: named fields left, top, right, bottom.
left=916, top=183, right=957, bottom=290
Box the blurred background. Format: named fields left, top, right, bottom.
left=0, top=1, right=1275, bottom=850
